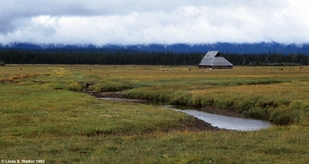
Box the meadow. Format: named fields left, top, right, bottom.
left=0, top=64, right=309, bottom=163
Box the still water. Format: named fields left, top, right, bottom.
left=164, top=105, right=271, bottom=131
left=99, top=97, right=271, bottom=131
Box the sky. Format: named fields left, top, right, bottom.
left=1, top=0, right=308, bottom=45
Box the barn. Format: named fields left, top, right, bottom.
left=198, top=51, right=233, bottom=69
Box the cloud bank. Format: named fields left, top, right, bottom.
left=1, top=0, right=308, bottom=45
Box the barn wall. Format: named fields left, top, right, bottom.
left=198, top=65, right=233, bottom=69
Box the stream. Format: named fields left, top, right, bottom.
left=164, top=105, right=271, bottom=131
left=99, top=97, right=271, bottom=131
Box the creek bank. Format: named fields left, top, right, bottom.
left=86, top=91, right=226, bottom=131
left=87, top=91, right=147, bottom=103
left=87, top=91, right=125, bottom=98
left=86, top=91, right=272, bottom=131
left=88, top=91, right=246, bottom=118
left=98, top=97, right=148, bottom=103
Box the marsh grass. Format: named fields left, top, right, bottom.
left=1, top=65, right=309, bottom=163
left=90, top=81, right=135, bottom=92
left=120, top=66, right=309, bottom=125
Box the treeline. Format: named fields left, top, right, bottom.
left=0, top=49, right=308, bottom=66
left=224, top=52, right=309, bottom=66
left=0, top=49, right=202, bottom=65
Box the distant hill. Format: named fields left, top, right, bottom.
left=1, top=42, right=308, bottom=55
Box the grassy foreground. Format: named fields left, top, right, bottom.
left=1, top=64, right=309, bottom=163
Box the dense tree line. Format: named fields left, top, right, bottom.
left=0, top=49, right=308, bottom=66
left=223, top=52, right=309, bottom=66
left=0, top=49, right=203, bottom=65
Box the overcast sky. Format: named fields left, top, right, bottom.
left=1, top=0, right=308, bottom=45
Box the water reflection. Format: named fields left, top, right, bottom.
left=164, top=105, right=271, bottom=131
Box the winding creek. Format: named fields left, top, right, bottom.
left=98, top=97, right=271, bottom=131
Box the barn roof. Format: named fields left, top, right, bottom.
left=199, top=51, right=233, bottom=67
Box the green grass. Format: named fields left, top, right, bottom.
left=120, top=66, right=309, bottom=125
left=1, top=64, right=309, bottom=163
left=0, top=84, right=190, bottom=137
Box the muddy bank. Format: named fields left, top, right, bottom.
left=88, top=91, right=235, bottom=131
left=89, top=91, right=245, bottom=118
left=89, top=92, right=148, bottom=103
left=98, top=97, right=148, bottom=103
left=87, top=91, right=125, bottom=98
left=176, top=117, right=225, bottom=132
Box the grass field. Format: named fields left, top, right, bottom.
left=1, top=64, right=309, bottom=163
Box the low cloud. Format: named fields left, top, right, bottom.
left=1, top=0, right=308, bottom=45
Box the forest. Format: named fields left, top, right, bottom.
left=0, top=49, right=308, bottom=66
